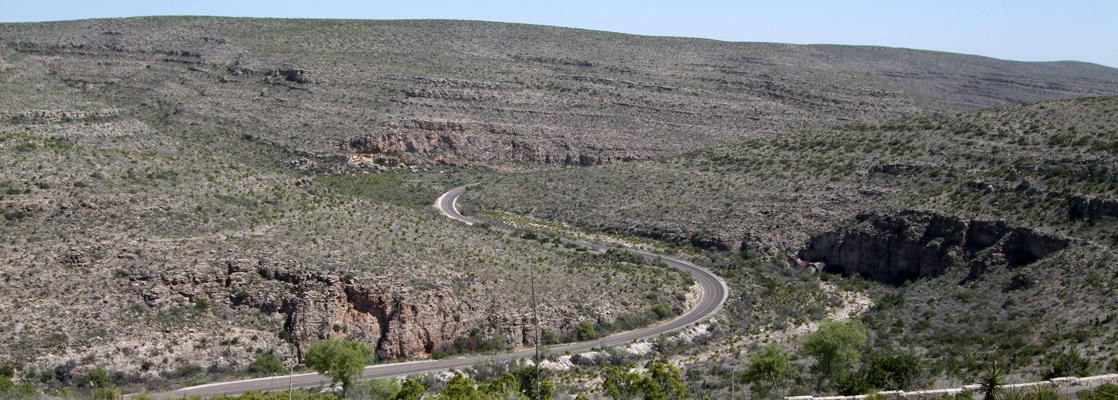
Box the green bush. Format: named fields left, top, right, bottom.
left=1044, top=350, right=1092, bottom=379
left=86, top=366, right=113, bottom=388
left=576, top=321, right=596, bottom=341
left=248, top=353, right=285, bottom=375
left=1077, top=384, right=1118, bottom=400
left=351, top=378, right=401, bottom=400
left=393, top=379, right=425, bottom=400
left=92, top=387, right=123, bottom=400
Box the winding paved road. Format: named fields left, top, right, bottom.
left=157, top=185, right=727, bottom=398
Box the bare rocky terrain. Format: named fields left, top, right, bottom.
left=1, top=16, right=1117, bottom=396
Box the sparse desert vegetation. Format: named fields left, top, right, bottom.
left=0, top=16, right=1117, bottom=400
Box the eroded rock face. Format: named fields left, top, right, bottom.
left=798, top=210, right=1068, bottom=285
left=289, top=283, right=474, bottom=360
left=133, top=261, right=490, bottom=362
left=1067, top=194, right=1118, bottom=221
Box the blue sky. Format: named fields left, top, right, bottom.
left=2, top=0, right=1116, bottom=68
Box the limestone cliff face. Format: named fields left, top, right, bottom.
left=798, top=210, right=1068, bottom=285
left=342, top=120, right=638, bottom=167
left=135, top=261, right=508, bottom=363
left=288, top=283, right=476, bottom=360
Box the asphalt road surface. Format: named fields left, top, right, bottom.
left=157, top=185, right=727, bottom=398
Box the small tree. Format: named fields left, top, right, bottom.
left=645, top=361, right=688, bottom=400
left=602, top=367, right=642, bottom=400
left=802, top=320, right=867, bottom=389
left=304, top=339, right=374, bottom=398
left=515, top=365, right=554, bottom=400
left=742, top=344, right=794, bottom=395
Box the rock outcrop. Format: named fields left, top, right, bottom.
left=798, top=210, right=1068, bottom=285
left=1067, top=194, right=1118, bottom=221
left=130, top=260, right=506, bottom=362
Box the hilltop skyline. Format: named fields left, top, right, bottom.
left=1, top=0, right=1116, bottom=68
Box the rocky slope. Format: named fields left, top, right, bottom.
left=472, top=96, right=1118, bottom=255
left=2, top=18, right=1118, bottom=170
left=0, top=118, right=690, bottom=388
left=468, top=96, right=1118, bottom=378
left=2, top=16, right=1118, bottom=391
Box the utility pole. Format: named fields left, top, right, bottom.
left=531, top=262, right=541, bottom=400
left=730, top=364, right=736, bottom=399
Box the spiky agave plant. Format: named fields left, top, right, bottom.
left=1030, top=384, right=1059, bottom=400
left=978, top=361, right=1004, bottom=400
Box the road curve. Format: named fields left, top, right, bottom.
left=157, top=185, right=727, bottom=398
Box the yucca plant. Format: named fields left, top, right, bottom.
left=978, top=361, right=1004, bottom=400
left=1000, top=388, right=1028, bottom=400
left=1029, top=384, right=1059, bottom=400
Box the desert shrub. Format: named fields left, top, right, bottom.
left=350, top=378, right=401, bottom=400
left=248, top=353, right=285, bottom=375
left=92, top=387, right=123, bottom=400
left=576, top=321, right=596, bottom=341
left=3, top=209, right=30, bottom=221
left=863, top=353, right=923, bottom=391
left=393, top=379, right=425, bottom=400
left=1027, top=384, right=1060, bottom=400
left=86, top=366, right=112, bottom=388
left=1043, top=350, right=1092, bottom=378
left=54, top=363, right=74, bottom=385
left=1077, top=384, right=1118, bottom=400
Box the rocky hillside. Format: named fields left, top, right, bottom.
left=2, top=17, right=1117, bottom=169
left=2, top=16, right=1118, bottom=392
left=473, top=96, right=1118, bottom=254
left=0, top=118, right=690, bottom=389
left=469, top=96, right=1118, bottom=378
